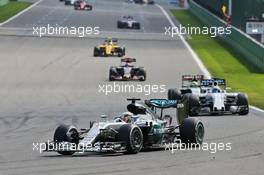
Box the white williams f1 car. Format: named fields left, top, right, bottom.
left=117, top=16, right=140, bottom=29
left=44, top=98, right=205, bottom=155
left=168, top=75, right=249, bottom=116
left=65, top=0, right=76, bottom=5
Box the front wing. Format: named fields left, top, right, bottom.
left=110, top=75, right=144, bottom=81
left=44, top=141, right=127, bottom=153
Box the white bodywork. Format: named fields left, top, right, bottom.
left=79, top=122, right=124, bottom=146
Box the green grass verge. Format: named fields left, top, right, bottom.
left=171, top=10, right=264, bottom=109
left=0, top=1, right=32, bottom=23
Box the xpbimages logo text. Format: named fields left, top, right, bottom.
left=165, top=139, right=232, bottom=154
left=32, top=24, right=100, bottom=37
left=98, top=82, right=166, bottom=95
left=32, top=140, right=232, bottom=154
left=165, top=24, right=232, bottom=38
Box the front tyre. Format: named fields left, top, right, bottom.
left=236, top=93, right=249, bottom=115
left=122, top=47, right=126, bottom=56
left=93, top=47, right=100, bottom=57
left=118, top=124, right=143, bottom=154
left=53, top=124, right=79, bottom=155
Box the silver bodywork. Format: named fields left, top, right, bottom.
left=44, top=100, right=185, bottom=154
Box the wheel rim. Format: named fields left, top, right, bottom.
left=68, top=128, right=79, bottom=144
left=131, top=129, right=142, bottom=149
left=195, top=122, right=204, bottom=144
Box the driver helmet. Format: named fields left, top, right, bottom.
left=213, top=81, right=218, bottom=87
left=125, top=62, right=132, bottom=67
left=121, top=112, right=132, bottom=123
left=191, top=77, right=199, bottom=86
left=191, top=81, right=199, bottom=86
left=212, top=87, right=220, bottom=93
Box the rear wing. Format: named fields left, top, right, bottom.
left=121, top=58, right=136, bottom=63
left=127, top=98, right=187, bottom=125
left=182, top=75, right=204, bottom=87
left=145, top=99, right=186, bottom=124
left=112, top=38, right=118, bottom=43
left=105, top=38, right=118, bottom=43
left=145, top=99, right=177, bottom=109
left=201, top=78, right=226, bottom=88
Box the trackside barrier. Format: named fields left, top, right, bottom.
left=189, top=0, right=264, bottom=72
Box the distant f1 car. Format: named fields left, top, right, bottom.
left=127, top=0, right=155, bottom=5
left=168, top=75, right=249, bottom=116
left=65, top=0, right=76, bottom=5
left=133, top=0, right=155, bottom=5
left=44, top=98, right=204, bottom=155
left=109, top=58, right=146, bottom=81
left=74, top=0, right=92, bottom=10
left=117, top=16, right=140, bottom=29
left=94, top=38, right=125, bottom=57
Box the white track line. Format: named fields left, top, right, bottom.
left=155, top=4, right=264, bottom=113
left=0, top=0, right=43, bottom=27
left=249, top=105, right=264, bottom=113
left=155, top=4, right=211, bottom=79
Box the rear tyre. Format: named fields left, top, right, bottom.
left=93, top=47, right=99, bottom=57
left=236, top=93, right=249, bottom=115
left=136, top=23, right=141, bottom=29
left=133, top=23, right=140, bottom=29
left=183, top=93, right=200, bottom=116
left=117, top=51, right=123, bottom=57
left=117, top=21, right=123, bottom=29
left=109, top=68, right=115, bottom=81
left=168, top=88, right=182, bottom=100
left=122, top=47, right=126, bottom=56
left=53, top=124, right=79, bottom=155
left=118, top=124, right=143, bottom=154
left=180, top=118, right=204, bottom=145
left=138, top=68, right=146, bottom=81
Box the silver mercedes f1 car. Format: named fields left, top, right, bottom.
left=168, top=75, right=249, bottom=116
left=44, top=98, right=205, bottom=155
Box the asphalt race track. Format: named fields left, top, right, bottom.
left=0, top=0, right=263, bottom=175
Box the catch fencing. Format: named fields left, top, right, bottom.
left=189, top=0, right=264, bottom=72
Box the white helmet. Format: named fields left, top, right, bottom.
left=121, top=112, right=133, bottom=123
left=122, top=112, right=133, bottom=116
